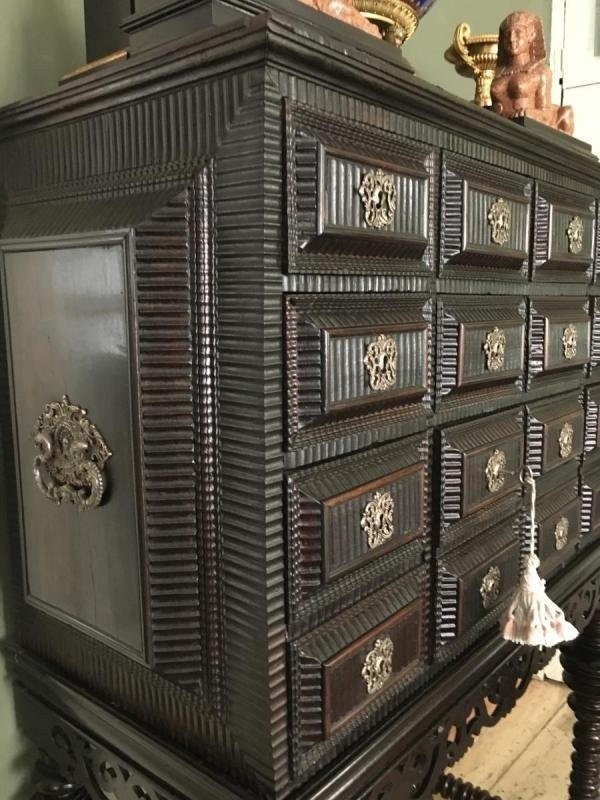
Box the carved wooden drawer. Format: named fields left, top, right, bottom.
left=440, top=409, right=524, bottom=532
left=537, top=486, right=581, bottom=578
left=534, top=183, right=595, bottom=281
left=287, top=435, right=429, bottom=626
left=291, top=574, right=425, bottom=756
left=440, top=156, right=531, bottom=277
left=436, top=296, right=525, bottom=406
left=285, top=294, right=431, bottom=447
left=438, top=519, right=520, bottom=647
left=528, top=298, right=590, bottom=388
left=286, top=104, right=433, bottom=274
left=526, top=394, right=584, bottom=477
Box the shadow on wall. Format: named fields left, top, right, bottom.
left=0, top=0, right=86, bottom=106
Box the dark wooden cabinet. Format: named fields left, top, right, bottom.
left=3, top=2, right=600, bottom=799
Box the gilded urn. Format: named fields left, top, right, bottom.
left=445, top=22, right=499, bottom=107
left=352, top=0, right=438, bottom=47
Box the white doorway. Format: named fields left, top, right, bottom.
left=552, top=0, right=600, bottom=153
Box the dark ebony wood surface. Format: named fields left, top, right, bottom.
left=2, top=2, right=600, bottom=799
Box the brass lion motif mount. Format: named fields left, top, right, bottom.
left=33, top=395, right=112, bottom=511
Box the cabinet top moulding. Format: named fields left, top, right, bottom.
left=0, top=4, right=596, bottom=191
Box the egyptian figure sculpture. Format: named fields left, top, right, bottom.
left=491, top=11, right=574, bottom=135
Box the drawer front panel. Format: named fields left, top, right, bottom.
left=323, top=601, right=421, bottom=735
left=527, top=395, right=584, bottom=476
left=288, top=435, right=429, bottom=605
left=439, top=521, right=520, bottom=644
left=538, top=494, right=581, bottom=574
left=535, top=184, right=595, bottom=279
left=441, top=157, right=531, bottom=275
left=441, top=410, right=524, bottom=528
left=286, top=295, right=431, bottom=445
left=459, top=541, right=520, bottom=634
left=292, top=573, right=426, bottom=753
left=287, top=105, right=433, bottom=273
left=529, top=299, right=590, bottom=385
left=437, top=297, right=525, bottom=402
left=2, top=243, right=144, bottom=658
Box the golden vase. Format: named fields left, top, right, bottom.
left=444, top=22, right=499, bottom=107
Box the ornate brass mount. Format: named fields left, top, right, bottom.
left=33, top=395, right=112, bottom=511
left=483, top=327, right=506, bottom=372
left=488, top=197, right=511, bottom=246
left=559, top=422, right=574, bottom=459
left=361, top=635, right=394, bottom=694
left=554, top=516, right=569, bottom=551
left=485, top=449, right=507, bottom=493
left=352, top=0, right=418, bottom=46
left=562, top=324, right=578, bottom=360
left=567, top=216, right=584, bottom=255
left=361, top=490, right=394, bottom=550
left=445, top=23, right=499, bottom=107
left=358, top=169, right=397, bottom=229
left=480, top=565, right=502, bottom=609
left=364, top=333, right=398, bottom=392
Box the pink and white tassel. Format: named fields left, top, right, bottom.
left=501, top=466, right=579, bottom=648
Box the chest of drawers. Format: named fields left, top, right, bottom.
left=3, top=3, right=600, bottom=800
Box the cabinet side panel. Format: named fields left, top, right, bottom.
left=3, top=242, right=144, bottom=657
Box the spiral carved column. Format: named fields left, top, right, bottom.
left=561, top=609, right=600, bottom=800
left=436, top=773, right=502, bottom=800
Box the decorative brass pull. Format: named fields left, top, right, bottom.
left=361, top=490, right=394, bottom=550
left=364, top=334, right=398, bottom=392
left=567, top=216, right=584, bottom=255
left=480, top=565, right=502, bottom=609
left=358, top=169, right=397, bottom=229
left=33, top=395, right=112, bottom=511
left=558, top=422, right=574, bottom=459
left=562, top=324, right=578, bottom=360
left=485, top=448, right=507, bottom=493
left=361, top=635, right=394, bottom=695
left=483, top=326, right=506, bottom=371
left=554, top=516, right=569, bottom=551
left=487, top=197, right=511, bottom=246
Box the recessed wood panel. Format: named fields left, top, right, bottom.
left=2, top=240, right=144, bottom=658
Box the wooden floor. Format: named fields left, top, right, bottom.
left=433, top=679, right=573, bottom=800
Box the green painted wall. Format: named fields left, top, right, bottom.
left=0, top=5, right=85, bottom=798
left=0, top=0, right=86, bottom=107
left=403, top=0, right=553, bottom=101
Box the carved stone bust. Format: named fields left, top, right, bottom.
left=491, top=11, right=574, bottom=135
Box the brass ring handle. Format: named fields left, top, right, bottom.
left=32, top=395, right=112, bottom=511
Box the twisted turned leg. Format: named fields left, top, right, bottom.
left=561, top=609, right=600, bottom=800
left=436, top=772, right=502, bottom=800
